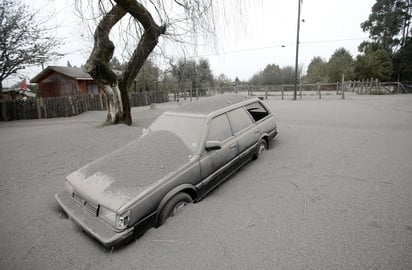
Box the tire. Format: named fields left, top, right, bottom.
left=253, top=139, right=267, bottom=160
left=158, top=192, right=192, bottom=226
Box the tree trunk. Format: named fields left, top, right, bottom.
left=103, top=83, right=123, bottom=124
left=84, top=1, right=165, bottom=125
left=83, top=5, right=126, bottom=124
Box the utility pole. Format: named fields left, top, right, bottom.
left=293, top=0, right=302, bottom=100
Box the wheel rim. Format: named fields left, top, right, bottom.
left=259, top=142, right=266, bottom=154
left=172, top=201, right=187, bottom=216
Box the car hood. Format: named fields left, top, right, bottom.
left=66, top=130, right=193, bottom=211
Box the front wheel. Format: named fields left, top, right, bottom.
left=158, top=192, right=192, bottom=226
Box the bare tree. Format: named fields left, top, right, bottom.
left=80, top=0, right=215, bottom=125
left=0, top=0, right=61, bottom=92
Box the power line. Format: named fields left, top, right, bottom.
left=301, top=37, right=368, bottom=45
left=189, top=36, right=368, bottom=59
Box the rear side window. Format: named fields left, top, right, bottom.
left=227, top=108, right=254, bottom=134
left=207, top=114, right=233, bottom=142
left=245, top=102, right=269, bottom=122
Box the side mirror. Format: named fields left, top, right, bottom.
left=205, top=141, right=222, bottom=151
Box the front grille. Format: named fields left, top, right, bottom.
left=72, top=192, right=99, bottom=216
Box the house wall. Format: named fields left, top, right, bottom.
left=77, top=80, right=101, bottom=95
left=78, top=81, right=88, bottom=95
left=39, top=72, right=79, bottom=97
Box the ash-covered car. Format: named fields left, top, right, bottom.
left=55, top=94, right=278, bottom=247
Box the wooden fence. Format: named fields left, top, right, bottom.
left=0, top=91, right=168, bottom=121
left=2, top=82, right=410, bottom=121
left=166, top=81, right=410, bottom=101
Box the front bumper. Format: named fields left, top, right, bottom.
left=55, top=191, right=134, bottom=247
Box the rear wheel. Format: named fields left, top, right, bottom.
left=253, top=139, right=267, bottom=160
left=158, top=192, right=192, bottom=226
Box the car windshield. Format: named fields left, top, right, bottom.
left=148, top=113, right=206, bottom=154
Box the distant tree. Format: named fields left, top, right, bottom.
left=216, top=73, right=232, bottom=87
left=327, top=48, right=355, bottom=82
left=249, top=71, right=263, bottom=85
left=278, top=66, right=295, bottom=84
left=304, top=57, right=328, bottom=83
left=392, top=37, right=412, bottom=81
left=354, top=48, right=392, bottom=81
left=67, top=61, right=72, bottom=67
left=134, top=59, right=160, bottom=92
left=160, top=71, right=178, bottom=91
left=0, top=0, right=61, bottom=91
left=250, top=64, right=296, bottom=85
left=109, top=56, right=124, bottom=71
left=196, top=59, right=214, bottom=88
left=170, top=59, right=187, bottom=88
left=182, top=60, right=197, bottom=89
left=171, top=58, right=214, bottom=89
left=360, top=0, right=411, bottom=53
left=261, top=64, right=281, bottom=85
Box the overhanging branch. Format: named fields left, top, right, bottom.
left=84, top=4, right=127, bottom=85
left=113, top=0, right=166, bottom=88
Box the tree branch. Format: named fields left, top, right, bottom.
left=84, top=4, right=127, bottom=85
left=113, top=0, right=166, bottom=89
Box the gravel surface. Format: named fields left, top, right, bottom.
left=0, top=94, right=411, bottom=270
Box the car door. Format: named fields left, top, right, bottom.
left=227, top=107, right=260, bottom=164
left=200, top=113, right=239, bottom=193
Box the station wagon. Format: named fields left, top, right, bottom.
left=55, top=94, right=278, bottom=247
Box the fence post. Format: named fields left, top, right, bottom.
left=299, top=83, right=302, bottom=99
left=281, top=84, right=284, bottom=100
left=369, top=78, right=374, bottom=94
left=336, top=82, right=340, bottom=95
left=359, top=80, right=362, bottom=94
left=265, top=85, right=268, bottom=99
left=342, top=74, right=345, bottom=99
left=36, top=98, right=41, bottom=119
left=377, top=79, right=380, bottom=94
left=196, top=88, right=199, bottom=100
left=317, top=82, right=321, bottom=99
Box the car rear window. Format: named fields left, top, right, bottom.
left=245, top=102, right=269, bottom=122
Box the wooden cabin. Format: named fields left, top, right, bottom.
left=30, top=66, right=102, bottom=97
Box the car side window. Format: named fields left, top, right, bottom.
left=227, top=108, right=254, bottom=134
left=207, top=114, right=233, bottom=142
left=245, top=102, right=269, bottom=122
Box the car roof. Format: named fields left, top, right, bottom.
left=173, top=94, right=258, bottom=117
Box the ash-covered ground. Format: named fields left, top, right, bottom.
left=1, top=94, right=411, bottom=270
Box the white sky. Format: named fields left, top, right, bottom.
left=9, top=0, right=376, bottom=86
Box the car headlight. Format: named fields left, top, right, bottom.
left=99, top=206, right=130, bottom=230
left=64, top=180, right=74, bottom=195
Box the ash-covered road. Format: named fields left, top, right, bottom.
left=1, top=95, right=411, bottom=270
